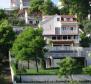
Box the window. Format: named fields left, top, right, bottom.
left=52, top=36, right=56, bottom=40
left=61, top=17, right=64, bottom=21
left=57, top=36, right=61, bottom=40
left=67, top=18, right=70, bottom=21
left=63, top=35, right=67, bottom=40
left=68, top=36, right=71, bottom=39
left=74, top=36, right=78, bottom=39
left=73, top=18, right=76, bottom=21
left=62, top=27, right=66, bottom=30
left=55, top=27, right=60, bottom=35
left=57, top=18, right=60, bottom=21
left=70, top=27, right=73, bottom=30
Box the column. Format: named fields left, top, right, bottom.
left=20, top=0, right=23, bottom=10
left=24, top=9, right=29, bottom=24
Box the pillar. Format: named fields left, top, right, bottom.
left=24, top=9, right=29, bottom=24
left=20, top=0, right=23, bottom=10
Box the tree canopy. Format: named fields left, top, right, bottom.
left=83, top=65, right=91, bottom=75
left=60, top=0, right=90, bottom=21
left=58, top=57, right=78, bottom=77
left=0, top=20, right=15, bottom=57
left=84, top=21, right=91, bottom=34
left=11, top=27, right=45, bottom=61
left=58, top=57, right=80, bottom=83
left=41, top=0, right=60, bottom=15
left=11, top=28, right=46, bottom=71
left=30, top=0, right=44, bottom=15
left=30, top=0, right=60, bottom=15
left=80, top=33, right=91, bottom=47
left=0, top=9, right=7, bottom=20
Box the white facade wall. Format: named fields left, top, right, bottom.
left=86, top=56, right=91, bottom=66
left=40, top=15, right=80, bottom=46
left=53, top=59, right=60, bottom=67
left=41, top=15, right=79, bottom=36
left=42, top=15, right=61, bottom=35
left=61, top=23, right=79, bottom=35
left=86, top=51, right=91, bottom=65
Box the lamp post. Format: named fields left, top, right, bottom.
left=88, top=1, right=91, bottom=20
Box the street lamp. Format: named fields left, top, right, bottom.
left=88, top=1, right=91, bottom=20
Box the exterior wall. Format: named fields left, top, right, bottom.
left=44, top=35, right=79, bottom=46
left=42, top=15, right=61, bottom=35
left=53, top=59, right=60, bottom=67
left=11, top=0, right=29, bottom=9
left=11, top=0, right=20, bottom=8
left=46, top=57, right=85, bottom=68
left=86, top=51, right=91, bottom=65
left=40, top=15, right=79, bottom=46
left=41, top=15, right=79, bottom=35
left=29, top=16, right=42, bottom=25
left=86, top=56, right=91, bottom=66
left=22, top=0, right=29, bottom=7
left=61, top=23, right=78, bottom=35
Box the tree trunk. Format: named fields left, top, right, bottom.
left=28, top=60, right=30, bottom=69
left=20, top=74, right=22, bottom=83
left=41, top=59, right=46, bottom=69
left=35, top=55, right=39, bottom=72
left=69, top=75, right=74, bottom=84
left=16, top=60, right=18, bottom=69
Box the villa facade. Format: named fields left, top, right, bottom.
left=39, top=15, right=79, bottom=47
left=39, top=15, right=91, bottom=68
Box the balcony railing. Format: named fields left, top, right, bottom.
left=45, top=51, right=85, bottom=58
left=45, top=46, right=83, bottom=51
left=61, top=31, right=78, bottom=35
left=52, top=39, right=79, bottom=43
left=44, top=46, right=91, bottom=58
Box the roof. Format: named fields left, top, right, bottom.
left=39, top=15, right=77, bottom=25
left=42, top=15, right=53, bottom=20
left=39, top=15, right=57, bottom=25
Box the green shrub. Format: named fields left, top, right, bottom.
left=83, top=65, right=91, bottom=75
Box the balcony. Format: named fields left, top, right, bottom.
left=61, top=30, right=78, bottom=35
left=45, top=51, right=85, bottom=58
left=51, top=35, right=79, bottom=44
left=44, top=46, right=89, bottom=58
left=45, top=46, right=83, bottom=51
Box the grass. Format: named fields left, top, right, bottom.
left=25, top=68, right=58, bottom=75
left=14, top=68, right=59, bottom=75
left=11, top=62, right=59, bottom=75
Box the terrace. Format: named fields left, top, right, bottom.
left=44, top=46, right=91, bottom=58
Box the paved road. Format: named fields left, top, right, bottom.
left=16, top=75, right=91, bottom=83
left=0, top=59, right=12, bottom=84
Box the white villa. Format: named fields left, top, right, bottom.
left=39, top=15, right=79, bottom=47
left=39, top=15, right=91, bottom=68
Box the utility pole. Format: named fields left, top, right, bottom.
left=88, top=1, right=91, bottom=20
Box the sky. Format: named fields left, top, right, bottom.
left=52, top=0, right=59, bottom=4
left=0, top=0, right=59, bottom=9
left=0, top=0, right=10, bottom=9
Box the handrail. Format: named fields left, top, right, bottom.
left=45, top=46, right=83, bottom=51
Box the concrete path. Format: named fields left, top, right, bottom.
left=16, top=75, right=91, bottom=82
